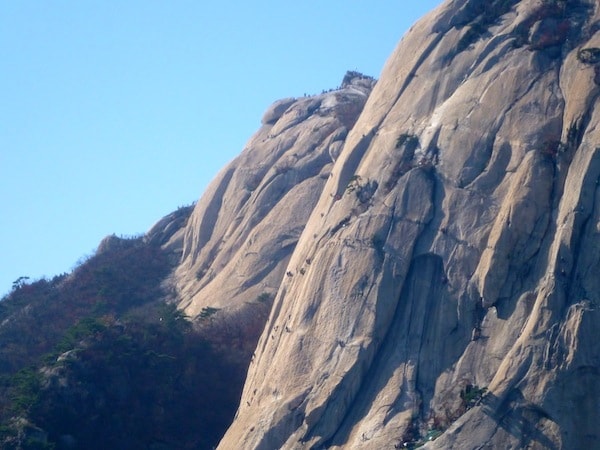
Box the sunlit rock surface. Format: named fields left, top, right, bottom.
left=206, top=1, right=600, bottom=448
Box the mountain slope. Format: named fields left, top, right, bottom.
left=0, top=207, right=250, bottom=449
left=3, top=1, right=600, bottom=448
left=170, top=73, right=375, bottom=319
left=217, top=1, right=600, bottom=449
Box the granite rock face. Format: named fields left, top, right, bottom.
left=205, top=1, right=600, bottom=449
left=170, top=73, right=375, bottom=319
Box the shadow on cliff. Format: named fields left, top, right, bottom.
left=325, top=252, right=476, bottom=447
left=477, top=390, right=559, bottom=450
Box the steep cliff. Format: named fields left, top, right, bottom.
left=215, top=1, right=600, bottom=449
left=171, top=73, right=375, bottom=319
left=3, top=1, right=600, bottom=448
left=0, top=74, right=376, bottom=450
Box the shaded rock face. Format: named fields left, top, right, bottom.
left=211, top=1, right=600, bottom=449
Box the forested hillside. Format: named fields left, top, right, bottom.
left=0, top=214, right=266, bottom=449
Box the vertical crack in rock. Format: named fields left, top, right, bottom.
left=215, top=2, right=600, bottom=449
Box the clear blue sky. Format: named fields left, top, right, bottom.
left=0, top=1, right=442, bottom=296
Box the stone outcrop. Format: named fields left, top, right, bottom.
left=203, top=1, right=600, bottom=449
left=169, top=73, right=375, bottom=319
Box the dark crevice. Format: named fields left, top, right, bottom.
left=449, top=0, right=520, bottom=57
left=319, top=185, right=443, bottom=448
left=184, top=167, right=235, bottom=264
left=333, top=129, right=377, bottom=199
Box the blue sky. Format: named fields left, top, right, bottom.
left=0, top=1, right=442, bottom=296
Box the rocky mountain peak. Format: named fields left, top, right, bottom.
left=169, top=69, right=376, bottom=321
left=5, top=1, right=600, bottom=449
left=341, top=70, right=376, bottom=91
left=213, top=0, right=600, bottom=448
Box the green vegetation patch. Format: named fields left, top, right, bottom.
left=199, top=306, right=220, bottom=319
left=578, top=47, right=600, bottom=64
left=395, top=133, right=419, bottom=151
left=454, top=0, right=519, bottom=54
left=460, top=384, right=488, bottom=409
left=256, top=292, right=271, bottom=304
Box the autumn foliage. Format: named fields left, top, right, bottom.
left=0, top=236, right=263, bottom=449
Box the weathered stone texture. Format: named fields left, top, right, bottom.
left=213, top=1, right=600, bottom=449
left=169, top=75, right=375, bottom=320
